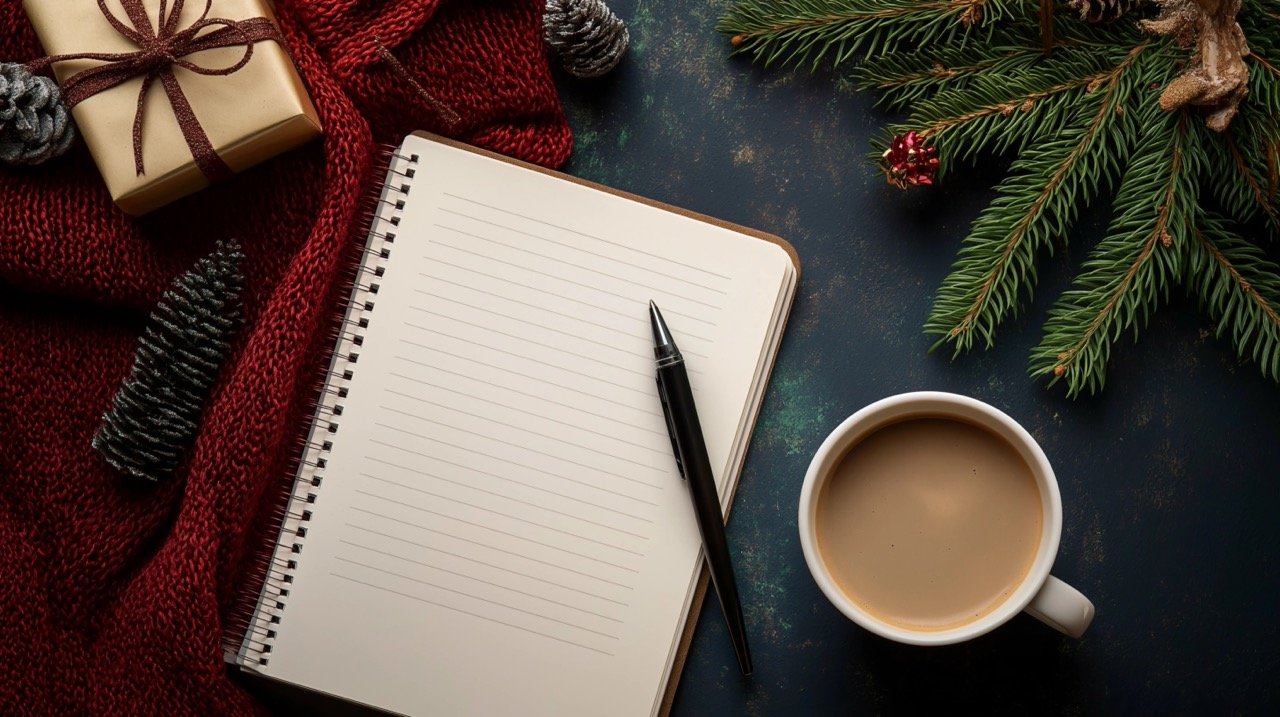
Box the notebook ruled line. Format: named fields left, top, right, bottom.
left=388, top=361, right=666, bottom=436
left=401, top=332, right=660, bottom=399
left=412, top=279, right=655, bottom=345
left=334, top=557, right=621, bottom=639
left=360, top=470, right=650, bottom=540
left=406, top=306, right=650, bottom=379
left=378, top=405, right=670, bottom=476
left=329, top=573, right=617, bottom=656
left=434, top=223, right=723, bottom=311
left=435, top=206, right=732, bottom=295
left=382, top=387, right=670, bottom=459
left=355, top=487, right=646, bottom=557
left=410, top=294, right=707, bottom=365
left=440, top=191, right=735, bottom=283
left=419, top=265, right=721, bottom=332
left=403, top=320, right=651, bottom=383
left=372, top=417, right=666, bottom=491
left=345, top=515, right=637, bottom=590
left=423, top=241, right=718, bottom=332
left=348, top=504, right=641, bottom=575
left=338, top=541, right=625, bottom=623
left=342, top=524, right=632, bottom=603
left=384, top=380, right=664, bottom=448
left=407, top=297, right=670, bottom=366
left=368, top=437, right=660, bottom=507
left=365, top=453, right=655, bottom=524
left=414, top=265, right=650, bottom=330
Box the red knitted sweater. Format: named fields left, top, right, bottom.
left=0, top=1, right=571, bottom=714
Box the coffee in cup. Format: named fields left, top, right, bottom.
left=799, top=392, right=1093, bottom=644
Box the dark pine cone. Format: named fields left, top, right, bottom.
left=93, top=241, right=245, bottom=483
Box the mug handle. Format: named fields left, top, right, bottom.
left=1024, top=575, right=1095, bottom=638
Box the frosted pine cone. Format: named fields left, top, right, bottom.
left=0, top=63, right=74, bottom=166
left=544, top=0, right=630, bottom=78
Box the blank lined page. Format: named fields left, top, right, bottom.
left=262, top=135, right=794, bottom=717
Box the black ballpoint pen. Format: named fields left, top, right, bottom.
left=649, top=300, right=753, bottom=677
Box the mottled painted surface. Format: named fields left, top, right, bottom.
left=556, top=2, right=1280, bottom=713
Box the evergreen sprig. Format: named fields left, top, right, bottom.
left=1029, top=108, right=1195, bottom=393
left=720, top=0, right=1280, bottom=396
left=924, top=62, right=1134, bottom=355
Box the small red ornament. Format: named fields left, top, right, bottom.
left=880, top=131, right=940, bottom=189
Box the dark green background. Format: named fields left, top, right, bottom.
left=555, top=2, right=1280, bottom=713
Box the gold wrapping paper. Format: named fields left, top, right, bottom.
left=23, top=0, right=322, bottom=215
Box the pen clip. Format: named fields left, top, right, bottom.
left=656, top=375, right=685, bottom=480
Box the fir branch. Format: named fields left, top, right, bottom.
left=894, top=43, right=1146, bottom=171
left=1030, top=111, right=1196, bottom=396
left=1186, top=218, right=1280, bottom=382
left=925, top=59, right=1133, bottom=353
left=850, top=18, right=1126, bottom=110
left=854, top=45, right=1036, bottom=111
left=720, top=0, right=1280, bottom=396
left=1225, top=131, right=1280, bottom=231
left=718, top=0, right=1033, bottom=70
left=918, top=70, right=1096, bottom=155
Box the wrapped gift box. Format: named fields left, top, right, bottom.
left=24, top=0, right=322, bottom=215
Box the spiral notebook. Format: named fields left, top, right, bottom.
left=226, top=133, right=799, bottom=716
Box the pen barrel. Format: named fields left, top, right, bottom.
left=656, top=361, right=753, bottom=676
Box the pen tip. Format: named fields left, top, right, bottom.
left=649, top=301, right=676, bottom=351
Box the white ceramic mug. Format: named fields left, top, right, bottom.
left=798, top=391, right=1095, bottom=645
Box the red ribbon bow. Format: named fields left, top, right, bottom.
left=30, top=0, right=283, bottom=180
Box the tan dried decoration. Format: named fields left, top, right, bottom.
left=1141, top=0, right=1250, bottom=132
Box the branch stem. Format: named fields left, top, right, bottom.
left=1250, top=52, right=1280, bottom=80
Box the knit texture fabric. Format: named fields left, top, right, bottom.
left=0, top=0, right=571, bottom=714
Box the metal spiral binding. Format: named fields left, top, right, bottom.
left=227, top=146, right=419, bottom=670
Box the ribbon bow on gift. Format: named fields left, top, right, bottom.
left=29, top=0, right=283, bottom=180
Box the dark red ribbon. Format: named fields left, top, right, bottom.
left=28, top=0, right=283, bottom=180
